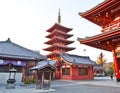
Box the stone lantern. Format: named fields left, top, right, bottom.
left=6, top=68, right=17, bottom=89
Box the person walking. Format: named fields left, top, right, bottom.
left=109, top=71, right=114, bottom=80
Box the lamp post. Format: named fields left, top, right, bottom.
left=84, top=49, right=86, bottom=56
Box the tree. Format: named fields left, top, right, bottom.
left=104, top=62, right=114, bottom=76
left=108, top=62, right=114, bottom=74
left=96, top=52, right=107, bottom=67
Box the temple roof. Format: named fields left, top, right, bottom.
left=0, top=38, right=47, bottom=60
left=43, top=44, right=75, bottom=52
left=59, top=53, right=95, bottom=65
left=79, top=0, right=120, bottom=26
left=46, top=29, right=73, bottom=39
left=30, top=60, right=57, bottom=71
left=30, top=60, right=57, bottom=70
left=47, top=23, right=72, bottom=33
left=44, top=37, right=74, bottom=45
left=78, top=28, right=120, bottom=51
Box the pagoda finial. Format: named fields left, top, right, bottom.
left=58, top=9, right=61, bottom=24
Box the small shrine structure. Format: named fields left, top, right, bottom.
left=55, top=53, right=95, bottom=80
left=30, top=60, right=57, bottom=90
left=78, top=0, right=120, bottom=81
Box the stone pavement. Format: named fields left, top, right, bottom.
left=0, top=77, right=120, bottom=93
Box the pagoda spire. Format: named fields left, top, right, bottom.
left=58, top=9, right=61, bottom=24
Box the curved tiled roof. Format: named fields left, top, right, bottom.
left=30, top=60, right=57, bottom=70
left=0, top=38, right=47, bottom=60
left=60, top=53, right=95, bottom=65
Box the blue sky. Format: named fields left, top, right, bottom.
left=0, top=0, right=113, bottom=62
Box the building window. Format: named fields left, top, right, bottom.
left=62, top=68, right=70, bottom=75
left=79, top=68, right=88, bottom=75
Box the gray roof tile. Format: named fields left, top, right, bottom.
left=30, top=60, right=57, bottom=70
left=0, top=39, right=47, bottom=60
left=60, top=53, right=95, bottom=65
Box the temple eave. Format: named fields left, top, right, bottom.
left=78, top=31, right=120, bottom=51
left=80, top=0, right=119, bottom=17
left=79, top=0, right=120, bottom=26
left=78, top=28, right=120, bottom=43
left=82, top=42, right=111, bottom=51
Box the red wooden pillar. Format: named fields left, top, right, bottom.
left=22, top=65, right=29, bottom=82
left=89, top=66, right=94, bottom=80
left=112, top=50, right=120, bottom=81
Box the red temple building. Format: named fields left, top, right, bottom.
left=43, top=9, right=75, bottom=60
left=55, top=53, right=95, bottom=80
left=78, top=0, right=120, bottom=81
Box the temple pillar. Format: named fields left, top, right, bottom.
left=41, top=71, right=44, bottom=89
left=112, top=50, right=120, bottom=82
left=22, top=67, right=26, bottom=82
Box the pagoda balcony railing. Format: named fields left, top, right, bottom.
left=102, top=17, right=120, bottom=32
left=53, top=43, right=66, bottom=47
left=53, top=50, right=65, bottom=53
left=50, top=36, right=66, bottom=41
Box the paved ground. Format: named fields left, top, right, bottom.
left=0, top=77, right=120, bottom=93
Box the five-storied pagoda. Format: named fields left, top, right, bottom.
left=78, top=0, right=120, bottom=82
left=44, top=9, right=75, bottom=60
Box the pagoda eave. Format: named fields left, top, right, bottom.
left=47, top=23, right=72, bottom=32
left=46, top=33, right=73, bottom=39
left=44, top=38, right=74, bottom=45
left=46, top=52, right=59, bottom=57
left=43, top=45, right=75, bottom=52
left=46, top=52, right=60, bottom=60
left=45, top=41, right=74, bottom=45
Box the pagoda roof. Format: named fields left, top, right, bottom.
left=47, top=23, right=72, bottom=33
left=43, top=44, right=75, bottom=52
left=78, top=28, right=120, bottom=51
left=44, top=37, right=74, bottom=45
left=46, top=29, right=73, bottom=39
left=79, top=0, right=120, bottom=26
left=57, top=53, right=95, bottom=66
left=46, top=52, right=60, bottom=59
left=0, top=38, right=47, bottom=60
